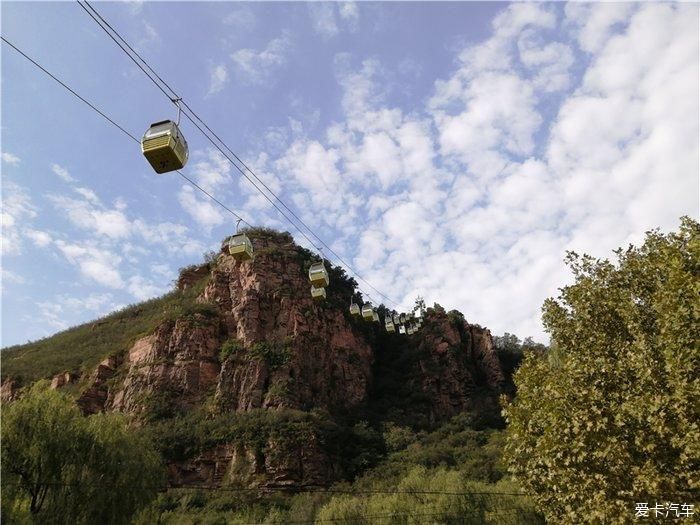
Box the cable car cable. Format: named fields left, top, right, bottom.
left=76, top=0, right=408, bottom=311
left=78, top=0, right=400, bottom=309
left=0, top=36, right=135, bottom=143
left=1, top=36, right=390, bottom=307
left=78, top=0, right=327, bottom=258
left=1, top=35, right=251, bottom=228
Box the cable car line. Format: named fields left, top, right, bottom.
left=1, top=37, right=396, bottom=310
left=79, top=0, right=402, bottom=310
left=76, top=0, right=408, bottom=311
left=0, top=36, right=135, bottom=144
left=77, top=0, right=335, bottom=273
left=1, top=35, right=251, bottom=227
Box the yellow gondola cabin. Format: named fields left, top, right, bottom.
left=228, top=233, right=253, bottom=261
left=311, top=285, right=326, bottom=300
left=309, top=261, right=329, bottom=288
left=141, top=120, right=189, bottom=174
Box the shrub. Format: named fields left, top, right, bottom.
left=220, top=339, right=243, bottom=361
left=249, top=341, right=291, bottom=369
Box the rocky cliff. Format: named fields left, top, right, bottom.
left=11, top=228, right=507, bottom=489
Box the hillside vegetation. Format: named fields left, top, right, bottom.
left=3, top=220, right=696, bottom=524
left=2, top=267, right=212, bottom=385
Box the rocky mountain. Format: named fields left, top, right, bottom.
left=2, top=228, right=508, bottom=489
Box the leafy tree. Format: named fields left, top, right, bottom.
left=1, top=383, right=164, bottom=524
left=503, top=217, right=699, bottom=523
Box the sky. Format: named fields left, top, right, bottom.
left=1, top=1, right=698, bottom=347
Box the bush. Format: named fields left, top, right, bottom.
left=315, top=466, right=543, bottom=525
left=249, top=341, right=291, bottom=369
left=220, top=339, right=243, bottom=361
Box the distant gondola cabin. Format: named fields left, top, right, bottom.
left=141, top=120, right=189, bottom=174
left=311, top=285, right=326, bottom=300
left=362, top=303, right=374, bottom=320
left=350, top=303, right=361, bottom=316
left=309, top=261, right=329, bottom=288
left=228, top=233, right=253, bottom=261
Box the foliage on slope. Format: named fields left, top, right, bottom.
left=136, top=412, right=543, bottom=524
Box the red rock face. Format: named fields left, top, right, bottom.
left=50, top=371, right=78, bottom=390
left=169, top=434, right=335, bottom=488
left=414, top=308, right=505, bottom=425
left=176, top=263, right=211, bottom=291
left=0, top=377, right=20, bottom=404
left=76, top=233, right=372, bottom=422
left=73, top=231, right=507, bottom=488
left=108, top=317, right=222, bottom=416
left=207, top=236, right=372, bottom=414
left=77, top=355, right=122, bottom=414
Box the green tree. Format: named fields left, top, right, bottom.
left=503, top=217, right=699, bottom=523
left=1, top=383, right=164, bottom=524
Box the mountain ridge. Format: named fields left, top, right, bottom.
left=2, top=227, right=510, bottom=489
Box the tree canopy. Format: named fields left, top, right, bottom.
left=503, top=217, right=699, bottom=523
left=1, top=383, right=164, bottom=524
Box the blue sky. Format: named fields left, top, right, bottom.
left=2, top=2, right=698, bottom=347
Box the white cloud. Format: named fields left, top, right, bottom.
left=0, top=267, right=26, bottom=294
left=207, top=64, right=228, bottom=96
left=47, top=170, right=203, bottom=254
left=2, top=152, right=21, bottom=166
left=308, top=2, right=359, bottom=38
left=24, top=228, right=52, bottom=248
left=223, top=6, right=256, bottom=31
left=231, top=33, right=290, bottom=84
left=308, top=3, right=338, bottom=38
left=1, top=181, right=37, bottom=256
left=36, top=302, right=69, bottom=331
left=126, top=0, right=144, bottom=16
left=339, top=2, right=359, bottom=26
left=37, top=293, right=116, bottom=332
left=178, top=186, right=226, bottom=229
left=192, top=149, right=231, bottom=192
left=48, top=194, right=131, bottom=239
left=565, top=3, right=636, bottom=54
left=74, top=186, right=101, bottom=205
left=518, top=31, right=574, bottom=92
left=54, top=240, right=124, bottom=289
left=151, top=263, right=174, bottom=279
left=176, top=149, right=232, bottom=229
left=127, top=275, right=168, bottom=301
left=265, top=2, right=697, bottom=343
left=140, top=21, right=159, bottom=45
left=51, top=163, right=75, bottom=182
